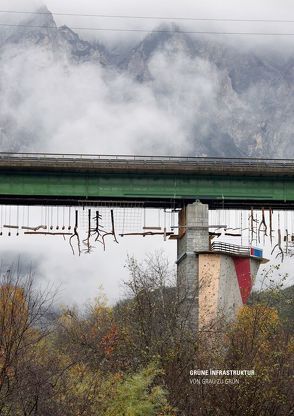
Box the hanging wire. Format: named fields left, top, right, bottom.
left=44, top=205, right=47, bottom=229
left=271, top=211, right=284, bottom=261
left=41, top=205, right=43, bottom=227
left=254, top=211, right=258, bottom=246
left=285, top=211, right=289, bottom=233
left=27, top=206, right=30, bottom=227
left=163, top=209, right=167, bottom=241
left=68, top=206, right=72, bottom=230
left=62, top=206, right=65, bottom=230
left=2, top=9, right=294, bottom=24
left=1, top=21, right=294, bottom=36
left=8, top=206, right=11, bottom=236
left=122, top=207, right=126, bottom=234
left=248, top=208, right=253, bottom=245
left=22, top=205, right=25, bottom=228
left=143, top=207, right=146, bottom=229
left=16, top=205, right=19, bottom=236
left=0, top=205, right=2, bottom=236
left=284, top=210, right=289, bottom=254
left=50, top=206, right=53, bottom=230
left=56, top=206, right=59, bottom=230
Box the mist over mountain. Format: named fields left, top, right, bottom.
left=0, top=6, right=293, bottom=157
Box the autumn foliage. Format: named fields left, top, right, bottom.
left=0, top=258, right=292, bottom=416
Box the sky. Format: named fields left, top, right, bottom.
left=0, top=0, right=293, bottom=54
left=1, top=219, right=176, bottom=307
left=1, top=0, right=294, bottom=46
left=2, top=0, right=293, bottom=19
left=0, top=0, right=293, bottom=306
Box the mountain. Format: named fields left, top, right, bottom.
left=118, top=24, right=278, bottom=90
left=116, top=25, right=294, bottom=157
left=0, top=8, right=293, bottom=158
left=1, top=6, right=108, bottom=64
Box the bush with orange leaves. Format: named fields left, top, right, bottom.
left=197, top=304, right=294, bottom=416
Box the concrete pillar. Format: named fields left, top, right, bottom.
left=176, top=201, right=209, bottom=331
left=198, top=254, right=264, bottom=329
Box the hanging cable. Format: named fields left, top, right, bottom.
left=56, top=206, right=59, bottom=230
left=271, top=212, right=284, bottom=262
left=27, top=206, right=30, bottom=228
left=0, top=22, right=294, bottom=36
left=258, top=207, right=267, bottom=243
left=68, top=206, right=71, bottom=230
left=62, top=206, right=65, bottom=230
left=0, top=205, right=2, bottom=236
left=1, top=10, right=294, bottom=24
left=16, top=205, right=19, bottom=236
left=269, top=208, right=273, bottom=246
left=8, top=206, right=11, bottom=236
left=69, top=209, right=81, bottom=256
left=50, top=207, right=53, bottom=230
left=163, top=209, right=167, bottom=241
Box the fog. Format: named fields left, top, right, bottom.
left=0, top=41, right=230, bottom=155
left=0, top=0, right=293, bottom=305
left=0, top=229, right=176, bottom=307
left=1, top=0, right=294, bottom=49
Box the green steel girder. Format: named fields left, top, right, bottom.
left=0, top=170, right=293, bottom=208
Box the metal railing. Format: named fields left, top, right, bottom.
left=211, top=241, right=251, bottom=256
left=0, top=152, right=293, bottom=168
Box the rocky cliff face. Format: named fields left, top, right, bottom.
left=0, top=8, right=293, bottom=158
left=116, top=26, right=294, bottom=158
left=0, top=7, right=108, bottom=64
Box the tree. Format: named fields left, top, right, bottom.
left=0, top=255, right=291, bottom=416
left=104, top=363, right=175, bottom=416
left=218, top=304, right=294, bottom=416
left=0, top=266, right=57, bottom=415
left=114, top=254, right=293, bottom=416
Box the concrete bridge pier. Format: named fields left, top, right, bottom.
left=198, top=253, right=262, bottom=329
left=176, top=201, right=265, bottom=332
left=176, top=201, right=209, bottom=331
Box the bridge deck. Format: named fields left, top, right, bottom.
left=0, top=153, right=293, bottom=209
left=0, top=153, right=293, bottom=176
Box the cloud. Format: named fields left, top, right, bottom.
left=0, top=38, right=227, bottom=156
left=0, top=211, right=176, bottom=306
left=30, top=0, right=294, bottom=23
left=0, top=6, right=293, bottom=305
left=0, top=0, right=43, bottom=9
left=1, top=21, right=293, bottom=157
left=0, top=24, right=229, bottom=306
left=1, top=0, right=293, bottom=49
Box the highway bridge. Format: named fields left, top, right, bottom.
left=0, top=152, right=293, bottom=209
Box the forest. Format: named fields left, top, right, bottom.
left=0, top=254, right=293, bottom=416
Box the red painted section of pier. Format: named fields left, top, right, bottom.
left=233, top=258, right=252, bottom=304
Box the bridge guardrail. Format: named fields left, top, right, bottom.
left=211, top=242, right=263, bottom=258
left=0, top=152, right=293, bottom=168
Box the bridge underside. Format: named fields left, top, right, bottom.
left=0, top=195, right=293, bottom=210
left=0, top=172, right=293, bottom=209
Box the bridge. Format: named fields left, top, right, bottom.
left=0, top=152, right=293, bottom=330
left=0, top=152, right=293, bottom=209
